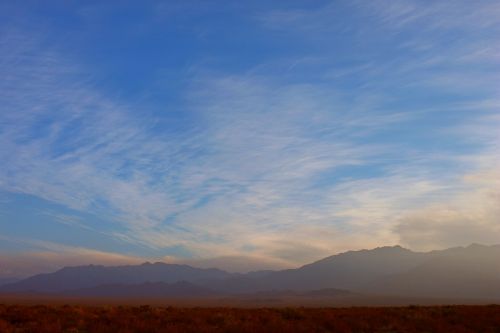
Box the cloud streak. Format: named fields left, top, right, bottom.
left=0, top=1, right=499, bottom=275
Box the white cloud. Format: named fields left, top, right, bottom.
left=395, top=168, right=500, bottom=250
left=0, top=237, right=146, bottom=278
left=1, top=0, right=499, bottom=273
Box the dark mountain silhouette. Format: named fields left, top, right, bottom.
left=0, top=278, right=19, bottom=287
left=0, top=262, right=232, bottom=293
left=63, top=281, right=216, bottom=298
left=2, top=244, right=500, bottom=301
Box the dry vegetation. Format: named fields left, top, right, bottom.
left=0, top=304, right=499, bottom=333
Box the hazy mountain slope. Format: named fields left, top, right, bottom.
left=207, top=246, right=427, bottom=293
left=63, top=281, right=216, bottom=298
left=205, top=244, right=500, bottom=298
left=0, top=262, right=233, bottom=293
left=369, top=244, right=500, bottom=299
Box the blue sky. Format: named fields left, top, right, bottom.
left=1, top=0, right=499, bottom=277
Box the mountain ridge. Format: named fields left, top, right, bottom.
left=2, top=244, right=500, bottom=300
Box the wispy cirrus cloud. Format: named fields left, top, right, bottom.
left=0, top=234, right=149, bottom=278
left=0, top=0, right=499, bottom=276
left=0, top=33, right=400, bottom=264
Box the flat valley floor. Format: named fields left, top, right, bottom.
left=1, top=304, right=500, bottom=333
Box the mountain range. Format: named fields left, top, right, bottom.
left=0, top=262, right=231, bottom=293
left=2, top=244, right=500, bottom=301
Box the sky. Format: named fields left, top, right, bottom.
left=0, top=0, right=499, bottom=278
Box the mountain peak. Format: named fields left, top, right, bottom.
left=371, top=245, right=411, bottom=253
left=467, top=243, right=487, bottom=249
left=337, top=245, right=411, bottom=257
